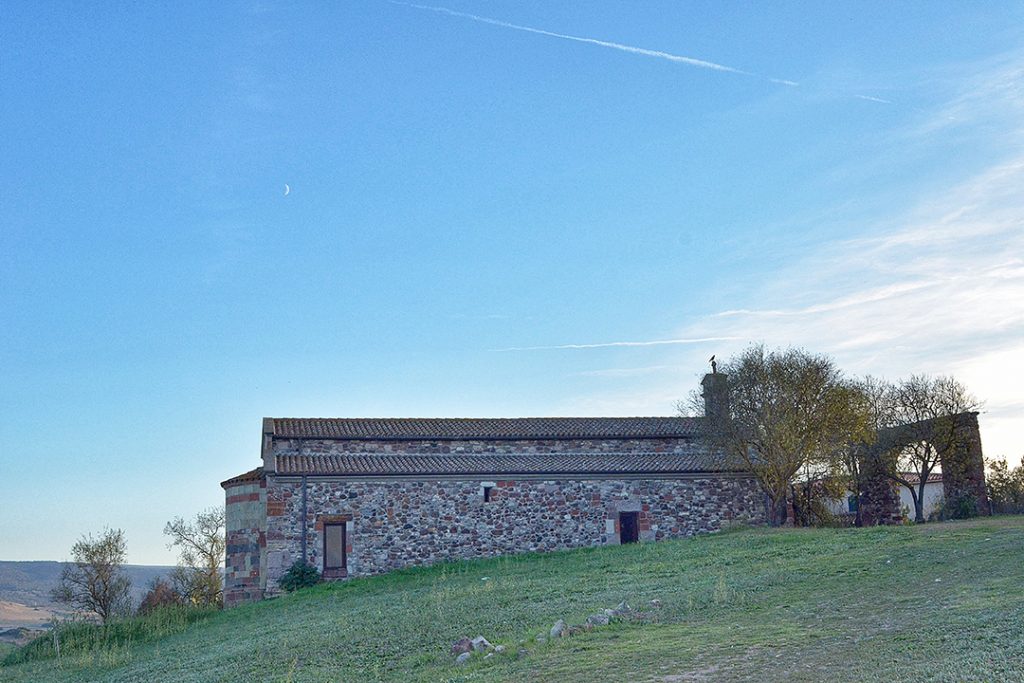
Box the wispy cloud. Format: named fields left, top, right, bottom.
left=496, top=336, right=739, bottom=352
left=854, top=94, right=893, bottom=104
left=395, top=2, right=798, bottom=86
left=548, top=54, right=1024, bottom=453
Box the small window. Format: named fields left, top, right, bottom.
left=483, top=486, right=493, bottom=502
left=324, top=522, right=346, bottom=571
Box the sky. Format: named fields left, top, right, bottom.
left=1, top=1, right=1022, bottom=565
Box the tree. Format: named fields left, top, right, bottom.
left=987, top=456, right=1024, bottom=514
left=874, top=375, right=980, bottom=523
left=695, top=345, right=872, bottom=527
left=51, top=528, right=132, bottom=624
left=164, top=507, right=225, bottom=607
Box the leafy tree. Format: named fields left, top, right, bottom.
left=164, top=507, right=225, bottom=607
left=51, top=528, right=132, bottom=624
left=873, top=375, right=980, bottom=523
left=987, top=456, right=1024, bottom=514
left=696, top=345, right=872, bottom=527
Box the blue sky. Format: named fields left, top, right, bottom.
left=2, top=2, right=1022, bottom=564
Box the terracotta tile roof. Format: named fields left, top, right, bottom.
left=900, top=471, right=943, bottom=485
left=270, top=417, right=703, bottom=441
left=220, top=467, right=265, bottom=488
left=274, top=451, right=741, bottom=476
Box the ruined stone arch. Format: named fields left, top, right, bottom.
left=859, top=411, right=988, bottom=524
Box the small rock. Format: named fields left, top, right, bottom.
left=471, top=635, right=493, bottom=652
left=494, top=645, right=506, bottom=653
left=484, top=652, right=493, bottom=659
left=535, top=634, right=547, bottom=644
left=550, top=619, right=566, bottom=638
left=934, top=578, right=942, bottom=583
left=455, top=652, right=472, bottom=666
left=586, top=613, right=610, bottom=626
left=614, top=600, right=632, bottom=614
left=649, top=599, right=662, bottom=609
left=450, top=638, right=473, bottom=655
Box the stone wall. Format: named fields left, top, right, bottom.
left=938, top=412, right=989, bottom=515
left=223, top=478, right=267, bottom=607
left=262, top=474, right=766, bottom=596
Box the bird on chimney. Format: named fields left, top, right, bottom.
left=709, top=355, right=717, bottom=374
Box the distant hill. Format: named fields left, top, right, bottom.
left=0, top=562, right=175, bottom=618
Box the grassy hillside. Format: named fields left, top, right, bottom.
left=3, top=517, right=1023, bottom=682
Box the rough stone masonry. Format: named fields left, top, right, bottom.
left=221, top=375, right=769, bottom=606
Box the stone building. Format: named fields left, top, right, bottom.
left=221, top=373, right=766, bottom=606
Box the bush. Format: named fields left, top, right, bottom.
left=937, top=493, right=980, bottom=521
left=137, top=577, right=182, bottom=615
left=278, top=560, right=321, bottom=592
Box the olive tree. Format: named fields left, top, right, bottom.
left=696, top=345, right=872, bottom=526
left=51, top=528, right=132, bottom=624
left=164, top=507, right=225, bottom=607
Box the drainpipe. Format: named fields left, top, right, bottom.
left=301, top=475, right=308, bottom=565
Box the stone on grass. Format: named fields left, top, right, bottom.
left=550, top=619, right=566, bottom=638
left=494, top=645, right=506, bottom=653
left=451, top=637, right=473, bottom=655
left=586, top=612, right=610, bottom=626
left=613, top=600, right=632, bottom=615
left=455, top=652, right=472, bottom=666
left=471, top=635, right=493, bottom=651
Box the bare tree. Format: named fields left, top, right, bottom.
left=51, top=528, right=132, bottom=624
left=164, top=507, right=225, bottom=607
left=695, top=345, right=872, bottom=526
left=876, top=375, right=980, bottom=523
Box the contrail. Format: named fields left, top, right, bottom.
left=496, top=336, right=740, bottom=351
left=395, top=2, right=798, bottom=86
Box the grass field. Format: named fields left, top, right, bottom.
left=3, top=516, right=1023, bottom=682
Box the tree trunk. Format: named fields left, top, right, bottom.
left=917, top=481, right=929, bottom=523
left=911, top=487, right=924, bottom=524
left=770, top=495, right=789, bottom=527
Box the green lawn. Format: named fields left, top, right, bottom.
left=3, top=516, right=1023, bottom=682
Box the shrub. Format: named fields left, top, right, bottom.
left=937, top=493, right=980, bottom=521
left=137, top=577, right=182, bottom=615
left=279, top=560, right=321, bottom=592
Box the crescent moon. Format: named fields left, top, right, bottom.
left=284, top=184, right=291, bottom=196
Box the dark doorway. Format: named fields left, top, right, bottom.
left=619, top=512, right=639, bottom=544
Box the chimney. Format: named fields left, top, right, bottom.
left=261, top=417, right=276, bottom=473
left=701, top=372, right=730, bottom=421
